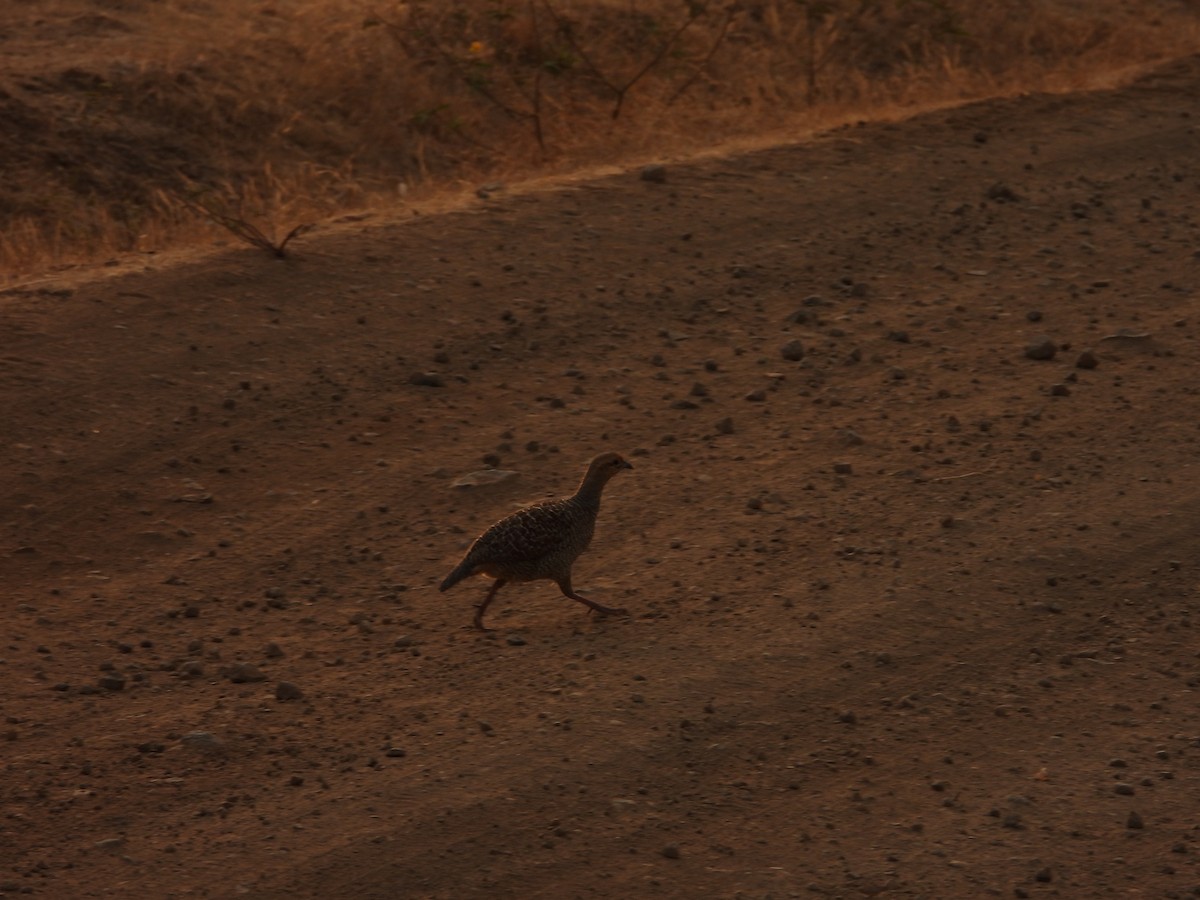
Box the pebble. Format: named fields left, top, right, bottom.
left=264, top=642, right=285, bottom=659
left=1127, top=810, right=1145, bottom=830
left=833, top=462, right=853, bottom=475
left=661, top=844, right=681, bottom=859
left=408, top=371, right=445, bottom=387
left=506, top=634, right=527, bottom=646
left=98, top=674, right=126, bottom=691
left=837, top=428, right=865, bottom=446
left=715, top=417, right=735, bottom=435
left=178, top=660, right=204, bottom=678
left=1050, top=383, right=1070, bottom=396
left=275, top=681, right=304, bottom=702
left=1075, top=349, right=1099, bottom=369
left=781, top=339, right=805, bottom=361
left=223, top=662, right=266, bottom=684
left=744, top=389, right=767, bottom=402
left=1024, top=337, right=1057, bottom=360
left=180, top=731, right=224, bottom=753
left=385, top=747, right=407, bottom=758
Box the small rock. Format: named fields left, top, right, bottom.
left=1075, top=349, right=1099, bottom=369
left=1026, top=310, right=1043, bottom=322
left=275, top=681, right=304, bottom=702
left=1050, top=383, right=1070, bottom=397
left=1114, top=782, right=1135, bottom=796
left=715, top=417, right=735, bottom=435
left=1024, top=337, right=1057, bottom=361
left=781, top=339, right=805, bottom=361
left=837, top=709, right=858, bottom=724
left=986, top=183, right=1021, bottom=202
left=385, top=747, right=407, bottom=758
left=744, top=389, right=767, bottom=402
left=832, top=462, right=853, bottom=475
left=264, top=642, right=285, bottom=659
left=1035, top=866, right=1052, bottom=883
left=639, top=164, right=667, bottom=183
left=98, top=674, right=126, bottom=691
left=177, top=659, right=204, bottom=678
left=95, top=837, right=126, bottom=851
left=223, top=662, right=266, bottom=684
left=661, top=844, right=681, bottom=859
left=1127, top=810, right=1145, bottom=830
left=506, top=634, right=527, bottom=647
left=408, top=371, right=445, bottom=388
left=180, top=731, right=224, bottom=753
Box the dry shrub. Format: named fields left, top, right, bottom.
left=2, top=0, right=1198, bottom=279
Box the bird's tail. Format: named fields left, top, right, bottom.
left=439, top=559, right=475, bottom=592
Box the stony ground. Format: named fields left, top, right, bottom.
left=3, top=55, right=1200, bottom=900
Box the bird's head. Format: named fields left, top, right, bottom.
left=587, top=451, right=633, bottom=482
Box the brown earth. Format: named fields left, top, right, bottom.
left=3, top=55, right=1200, bottom=900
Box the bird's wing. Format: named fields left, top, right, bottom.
left=472, top=499, right=577, bottom=564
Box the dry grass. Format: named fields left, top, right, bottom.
left=1, top=0, right=1198, bottom=281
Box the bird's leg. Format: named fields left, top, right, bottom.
left=556, top=577, right=628, bottom=618
left=474, top=578, right=506, bottom=631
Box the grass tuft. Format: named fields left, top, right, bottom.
left=1, top=0, right=1198, bottom=279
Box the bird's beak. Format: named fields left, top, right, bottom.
left=622, top=460, right=634, bottom=470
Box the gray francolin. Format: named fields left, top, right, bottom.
left=440, top=452, right=633, bottom=629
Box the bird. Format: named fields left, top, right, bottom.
left=440, top=452, right=633, bottom=630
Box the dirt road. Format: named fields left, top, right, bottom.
left=3, top=56, right=1200, bottom=899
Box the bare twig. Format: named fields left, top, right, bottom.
left=542, top=0, right=705, bottom=119
left=668, top=7, right=736, bottom=105
left=179, top=196, right=311, bottom=259
left=928, top=470, right=986, bottom=482
left=386, top=9, right=533, bottom=124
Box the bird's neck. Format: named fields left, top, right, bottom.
left=572, top=475, right=608, bottom=508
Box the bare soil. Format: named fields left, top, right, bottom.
left=3, top=56, right=1200, bottom=899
